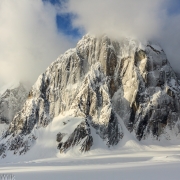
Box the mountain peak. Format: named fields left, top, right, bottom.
left=1, top=34, right=180, bottom=158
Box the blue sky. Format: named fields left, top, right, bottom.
left=43, top=0, right=81, bottom=38
left=168, top=0, right=180, bottom=15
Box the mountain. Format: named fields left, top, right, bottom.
left=1, top=34, right=180, bottom=158
left=0, top=82, right=29, bottom=137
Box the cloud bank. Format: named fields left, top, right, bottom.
left=0, top=0, right=76, bottom=86
left=0, top=0, right=179, bottom=87
left=63, top=0, right=180, bottom=72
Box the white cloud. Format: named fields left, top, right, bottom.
left=63, top=0, right=165, bottom=39
left=0, top=0, right=76, bottom=86
left=0, top=0, right=179, bottom=86
left=63, top=0, right=180, bottom=72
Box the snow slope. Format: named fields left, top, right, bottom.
left=0, top=145, right=180, bottom=180
left=0, top=111, right=179, bottom=162
left=0, top=105, right=180, bottom=180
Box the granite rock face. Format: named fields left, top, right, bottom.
left=1, top=34, right=180, bottom=156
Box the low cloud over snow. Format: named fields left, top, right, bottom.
left=0, top=0, right=76, bottom=86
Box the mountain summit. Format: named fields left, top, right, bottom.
left=1, top=34, right=180, bottom=158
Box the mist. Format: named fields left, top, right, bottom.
left=63, top=0, right=180, bottom=72
left=0, top=0, right=76, bottom=86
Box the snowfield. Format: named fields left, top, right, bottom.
left=1, top=113, right=180, bottom=180
left=0, top=146, right=180, bottom=180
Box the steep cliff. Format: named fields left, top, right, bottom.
left=1, top=34, right=180, bottom=157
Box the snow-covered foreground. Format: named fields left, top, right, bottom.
left=1, top=146, right=180, bottom=180
left=1, top=113, right=180, bottom=179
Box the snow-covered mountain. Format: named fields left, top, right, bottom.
left=0, top=82, right=29, bottom=137
left=1, top=34, right=180, bottom=158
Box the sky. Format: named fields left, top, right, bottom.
left=0, top=0, right=77, bottom=86
left=0, top=0, right=180, bottom=86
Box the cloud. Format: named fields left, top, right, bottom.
left=0, top=0, right=76, bottom=86
left=0, top=0, right=179, bottom=87
left=158, top=13, right=180, bottom=72
left=63, top=0, right=180, bottom=72
left=63, top=0, right=165, bottom=39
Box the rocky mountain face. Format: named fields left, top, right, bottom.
left=0, top=83, right=29, bottom=139
left=0, top=83, right=28, bottom=125
left=1, top=34, right=180, bottom=157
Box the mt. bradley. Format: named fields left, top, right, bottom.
left=1, top=34, right=180, bottom=158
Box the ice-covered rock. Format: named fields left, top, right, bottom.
left=1, top=34, right=180, bottom=157
left=0, top=82, right=29, bottom=125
